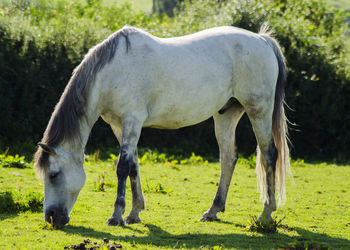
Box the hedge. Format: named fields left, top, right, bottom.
left=0, top=0, right=349, bottom=160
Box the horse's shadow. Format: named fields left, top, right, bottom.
left=63, top=222, right=350, bottom=249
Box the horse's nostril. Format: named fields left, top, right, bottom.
left=45, top=205, right=69, bottom=226
left=45, top=206, right=58, bottom=223
left=48, top=211, right=55, bottom=223
left=48, top=210, right=55, bottom=217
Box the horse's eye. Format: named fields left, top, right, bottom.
left=49, top=172, right=60, bottom=180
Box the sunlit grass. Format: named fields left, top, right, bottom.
left=0, top=153, right=349, bottom=249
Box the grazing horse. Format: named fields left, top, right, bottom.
left=34, top=25, right=291, bottom=226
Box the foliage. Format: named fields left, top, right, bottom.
left=144, top=178, right=172, bottom=194
left=244, top=215, right=284, bottom=233
left=107, top=153, right=119, bottom=165
left=93, top=171, right=106, bottom=192
left=152, top=0, right=183, bottom=17
left=0, top=152, right=30, bottom=168
left=179, top=152, right=208, bottom=166
left=0, top=189, right=43, bottom=213
left=104, top=150, right=209, bottom=166
left=139, top=150, right=171, bottom=165
left=0, top=0, right=349, bottom=160
left=237, top=154, right=256, bottom=169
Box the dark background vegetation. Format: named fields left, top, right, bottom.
left=0, top=0, right=349, bottom=160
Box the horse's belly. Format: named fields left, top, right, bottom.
left=144, top=110, right=212, bottom=129
left=143, top=91, right=230, bottom=129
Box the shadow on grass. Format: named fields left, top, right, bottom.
left=63, top=223, right=350, bottom=249
left=0, top=213, right=18, bottom=221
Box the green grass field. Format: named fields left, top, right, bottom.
left=0, top=153, right=349, bottom=249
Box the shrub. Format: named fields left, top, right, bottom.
left=152, top=0, right=185, bottom=17
left=0, top=153, right=30, bottom=168
left=0, top=0, right=349, bottom=160
left=0, top=190, right=43, bottom=213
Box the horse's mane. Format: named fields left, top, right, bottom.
left=34, top=26, right=136, bottom=174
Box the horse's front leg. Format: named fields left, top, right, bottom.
left=107, top=115, right=143, bottom=226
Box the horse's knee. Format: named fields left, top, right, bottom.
left=129, top=161, right=138, bottom=178
left=116, top=147, right=136, bottom=178
left=117, top=155, right=131, bottom=178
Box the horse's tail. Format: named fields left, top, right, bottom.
left=257, top=25, right=291, bottom=205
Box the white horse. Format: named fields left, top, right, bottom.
left=34, top=25, right=290, bottom=226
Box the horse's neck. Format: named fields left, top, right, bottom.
left=61, top=88, right=101, bottom=155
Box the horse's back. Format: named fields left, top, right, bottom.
left=99, top=26, right=279, bottom=129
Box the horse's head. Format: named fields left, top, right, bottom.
left=35, top=143, right=86, bottom=226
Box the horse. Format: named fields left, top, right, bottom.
left=34, top=25, right=291, bottom=227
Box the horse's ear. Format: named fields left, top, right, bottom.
left=38, top=143, right=56, bottom=155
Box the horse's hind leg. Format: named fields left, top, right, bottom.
left=200, top=103, right=244, bottom=221
left=246, top=105, right=277, bottom=223
left=124, top=148, right=145, bottom=224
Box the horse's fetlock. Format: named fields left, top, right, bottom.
left=116, top=197, right=126, bottom=209
left=138, top=198, right=145, bottom=210
left=213, top=195, right=225, bottom=210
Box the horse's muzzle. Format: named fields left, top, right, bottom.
left=45, top=205, right=70, bottom=226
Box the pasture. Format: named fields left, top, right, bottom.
left=0, top=0, right=349, bottom=249
left=0, top=152, right=349, bottom=249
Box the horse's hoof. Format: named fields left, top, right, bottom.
left=125, top=215, right=141, bottom=224
left=199, top=213, right=218, bottom=222
left=107, top=217, right=125, bottom=226
left=258, top=212, right=273, bottom=224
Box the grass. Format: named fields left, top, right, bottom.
left=0, top=152, right=349, bottom=249
left=244, top=215, right=284, bottom=234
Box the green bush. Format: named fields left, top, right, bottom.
left=0, top=0, right=349, bottom=160
left=152, top=0, right=183, bottom=17
left=0, top=153, right=30, bottom=168
left=0, top=190, right=43, bottom=213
